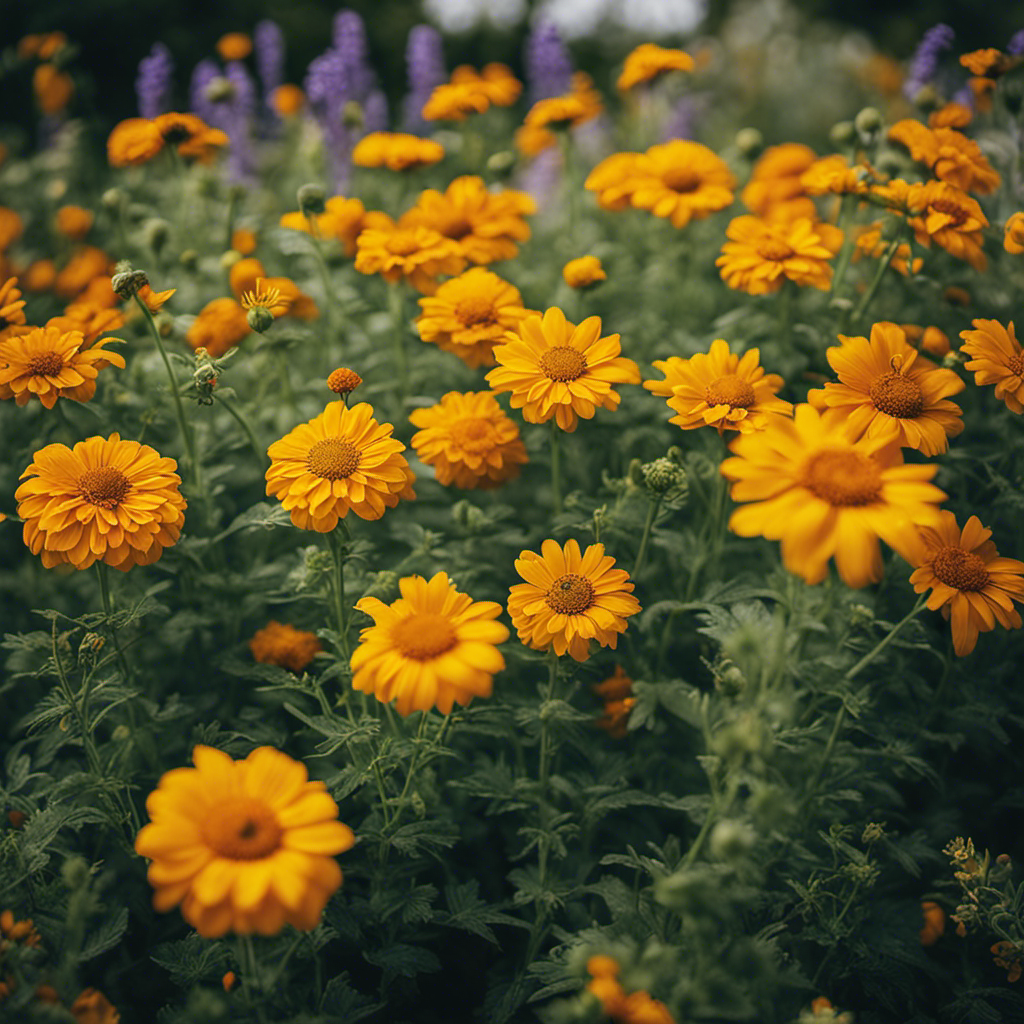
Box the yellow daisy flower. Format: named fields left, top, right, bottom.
left=562, top=256, right=606, bottom=289
left=352, top=132, right=444, bottom=172
left=959, top=319, right=1024, bottom=413
left=354, top=223, right=465, bottom=294
left=617, top=43, right=694, bottom=90
left=422, top=82, right=490, bottom=122
left=0, top=276, right=28, bottom=340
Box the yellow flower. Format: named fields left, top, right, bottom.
left=584, top=152, right=647, bottom=211
left=909, top=512, right=1024, bottom=656
left=409, top=391, right=528, bottom=489
left=959, top=319, right=1024, bottom=413
left=807, top=323, right=965, bottom=456
left=0, top=325, right=125, bottom=408
left=47, top=307, right=125, bottom=346
left=135, top=745, right=355, bottom=937
left=888, top=120, right=1000, bottom=195
left=904, top=180, right=988, bottom=272
left=240, top=278, right=290, bottom=318
left=55, top=246, right=111, bottom=299
left=0, top=208, right=23, bottom=251
left=265, top=402, right=415, bottom=530
left=70, top=988, right=120, bottom=1024
left=271, top=84, right=305, bottom=117
left=0, top=910, right=41, bottom=947
left=515, top=73, right=603, bottom=155
left=422, top=82, right=490, bottom=122
left=0, top=276, right=27, bottom=340
left=354, top=223, right=465, bottom=294
left=644, top=339, right=792, bottom=434
left=279, top=196, right=367, bottom=257
left=217, top=32, right=252, bottom=61
left=16, top=433, right=186, bottom=571
left=800, top=155, right=876, bottom=196
left=55, top=205, right=94, bottom=240
left=508, top=539, right=641, bottom=662
left=351, top=571, right=509, bottom=716
left=563, top=256, right=606, bottom=289
left=486, top=307, right=641, bottom=432
left=741, top=143, right=818, bottom=219
left=1004, top=212, right=1024, bottom=254
left=250, top=621, right=322, bottom=672
left=416, top=267, right=532, bottom=368
left=618, top=42, right=694, bottom=90
left=352, top=132, right=444, bottom=172
left=450, top=63, right=523, bottom=106
left=186, top=297, right=250, bottom=358
left=717, top=216, right=838, bottom=294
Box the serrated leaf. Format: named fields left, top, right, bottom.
left=80, top=907, right=129, bottom=961
left=363, top=943, right=441, bottom=977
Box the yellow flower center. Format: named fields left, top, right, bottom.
left=306, top=438, right=361, bottom=480
left=387, top=231, right=422, bottom=256
left=755, top=237, right=795, bottom=261
left=803, top=449, right=883, bottom=506
left=928, top=199, right=967, bottom=227
left=705, top=373, right=756, bottom=409
left=454, top=295, right=497, bottom=327
left=1007, top=353, right=1024, bottom=378
left=27, top=351, right=65, bottom=376
left=661, top=166, right=702, bottom=193
left=868, top=370, right=924, bottom=418
left=539, top=346, right=587, bottom=382
left=201, top=797, right=283, bottom=860
left=546, top=573, right=596, bottom=614
left=450, top=416, right=497, bottom=452
left=78, top=466, right=131, bottom=509
left=391, top=613, right=458, bottom=660
left=931, top=546, right=990, bottom=592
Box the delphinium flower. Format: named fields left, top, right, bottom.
left=409, top=391, right=528, bottom=488
left=524, top=20, right=573, bottom=104
left=717, top=216, right=840, bottom=294
left=223, top=60, right=258, bottom=182
left=16, top=434, right=186, bottom=571
left=719, top=405, right=946, bottom=587
left=351, top=571, right=509, bottom=715
left=1009, top=29, right=1024, bottom=56
left=959, top=319, right=1024, bottom=413
left=403, top=25, right=446, bottom=132
left=250, top=621, right=322, bottom=672
left=189, top=59, right=221, bottom=126
left=486, top=307, right=641, bottom=432
left=305, top=52, right=355, bottom=190
left=903, top=23, right=955, bottom=102
left=909, top=513, right=1024, bottom=655
left=265, top=402, right=415, bottom=529
left=186, top=297, right=250, bottom=357
left=254, top=20, right=285, bottom=120
left=807, top=323, right=965, bottom=455
left=354, top=221, right=465, bottom=294
left=135, top=42, right=174, bottom=120
left=135, top=745, right=355, bottom=937
left=644, top=339, right=792, bottom=434
left=507, top=539, right=641, bottom=662
left=617, top=43, right=694, bottom=91
left=351, top=132, right=444, bottom=172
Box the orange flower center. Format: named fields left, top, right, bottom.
left=391, top=613, right=458, bottom=660
left=306, top=438, right=361, bottom=480
left=755, top=237, right=795, bottom=261
left=931, top=546, right=990, bottom=591
left=454, top=295, right=497, bottom=327
left=705, top=373, right=756, bottom=408
left=1007, top=352, right=1024, bottom=377
left=327, top=368, right=362, bottom=394
left=387, top=231, right=422, bottom=256
left=540, top=346, right=587, bottom=382
left=201, top=797, right=283, bottom=860
left=803, top=448, right=883, bottom=506
left=546, top=573, right=595, bottom=614
left=450, top=416, right=497, bottom=452
left=868, top=370, right=924, bottom=418
left=928, top=199, right=967, bottom=226
left=27, top=350, right=65, bottom=376
left=661, top=166, right=702, bottom=193
left=78, top=466, right=131, bottom=509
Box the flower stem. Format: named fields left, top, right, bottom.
left=388, top=283, right=408, bottom=405
left=632, top=496, right=661, bottom=580
left=305, top=214, right=342, bottom=339
left=844, top=594, right=927, bottom=682
left=852, top=236, right=901, bottom=324
left=325, top=523, right=351, bottom=660
left=95, top=562, right=133, bottom=685
left=828, top=195, right=855, bottom=299
left=549, top=419, right=563, bottom=515
left=212, top=390, right=268, bottom=469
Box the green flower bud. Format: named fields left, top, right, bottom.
left=829, top=121, right=856, bottom=147
left=486, top=150, right=516, bottom=176
left=709, top=819, right=756, bottom=861
left=912, top=84, right=942, bottom=112
left=297, top=183, right=326, bottom=217
left=204, top=77, right=236, bottom=104
left=111, top=261, right=148, bottom=299
left=854, top=106, right=884, bottom=137
left=341, top=100, right=364, bottom=130
left=735, top=127, right=764, bottom=158
left=101, top=186, right=125, bottom=211
left=144, top=218, right=171, bottom=255
left=641, top=457, right=688, bottom=499
left=247, top=305, right=275, bottom=334
left=61, top=855, right=90, bottom=889
left=180, top=248, right=199, bottom=271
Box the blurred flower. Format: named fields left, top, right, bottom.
left=524, top=20, right=573, bottom=103
left=352, top=132, right=444, bottom=171
left=920, top=901, right=946, bottom=945
left=741, top=143, right=818, bottom=220
left=929, top=102, right=972, bottom=128
left=0, top=209, right=24, bottom=250
left=0, top=910, right=41, bottom=947
left=403, top=25, right=446, bottom=132
left=853, top=224, right=921, bottom=277
left=800, top=155, right=876, bottom=196
left=1004, top=213, right=1024, bottom=254
left=21, top=260, right=56, bottom=293
left=451, top=63, right=522, bottom=106
left=240, top=278, right=289, bottom=318
left=107, top=112, right=228, bottom=167
left=563, top=255, right=606, bottom=289
left=55, top=205, right=93, bottom=240
left=617, top=43, right=694, bottom=91
left=280, top=196, right=366, bottom=256
left=231, top=228, right=258, bottom=255
left=422, top=82, right=490, bottom=122
left=901, top=323, right=951, bottom=358
left=254, top=21, right=285, bottom=107
left=49, top=306, right=126, bottom=345
left=354, top=223, right=465, bottom=293
left=585, top=953, right=675, bottom=1023
left=0, top=277, right=27, bottom=339
left=593, top=666, right=635, bottom=738
left=70, top=988, right=120, bottom=1024
left=992, top=941, right=1024, bottom=983
left=250, top=621, right=322, bottom=672
left=270, top=84, right=305, bottom=117
left=717, top=216, right=838, bottom=294
left=135, top=42, right=174, bottom=119
left=888, top=121, right=1000, bottom=195
left=959, top=319, right=1024, bottom=413
left=55, top=248, right=111, bottom=300
left=186, top=297, right=250, bottom=357
left=217, top=33, right=253, bottom=62
left=903, top=23, right=955, bottom=102
left=34, top=64, right=74, bottom=116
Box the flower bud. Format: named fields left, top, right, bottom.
left=829, top=120, right=856, bottom=147
left=110, top=261, right=148, bottom=299
left=341, top=100, right=365, bottom=130
left=854, top=106, right=884, bottom=138
left=100, top=186, right=125, bottom=211
left=486, top=150, right=516, bottom=176
left=144, top=218, right=170, bottom=255
left=219, top=249, right=242, bottom=271
left=735, top=127, right=763, bottom=158
left=327, top=367, right=362, bottom=396
left=641, top=456, right=688, bottom=499
left=247, top=306, right=275, bottom=333
left=111, top=724, right=131, bottom=743
left=912, top=84, right=942, bottom=112
left=204, top=76, right=236, bottom=104
left=709, top=819, right=756, bottom=861
left=297, top=183, right=326, bottom=217
left=180, top=248, right=199, bottom=271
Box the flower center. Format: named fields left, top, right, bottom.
left=391, top=613, right=458, bottom=660
left=803, top=448, right=883, bottom=506
left=201, top=797, right=283, bottom=860
left=661, top=166, right=701, bottom=193
left=931, top=546, right=990, bottom=592
left=705, top=373, right=756, bottom=408
left=454, top=295, right=497, bottom=327
left=160, top=122, right=193, bottom=145
left=27, top=351, right=65, bottom=376
left=755, top=237, right=795, bottom=261
left=546, top=573, right=596, bottom=615
left=929, top=199, right=967, bottom=226
left=1008, top=353, right=1024, bottom=377
left=868, top=370, right=924, bottom=418
left=78, top=466, right=131, bottom=509
left=450, top=416, right=497, bottom=452
left=440, top=216, right=473, bottom=240
left=306, top=438, right=361, bottom=480
left=387, top=231, right=422, bottom=256
left=539, top=346, right=587, bottom=382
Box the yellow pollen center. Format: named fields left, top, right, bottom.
left=868, top=370, right=925, bottom=418
left=929, top=199, right=967, bottom=226
left=391, top=613, right=458, bottom=660
left=705, top=373, right=756, bottom=409
left=388, top=231, right=422, bottom=256
left=201, top=797, right=283, bottom=860
left=455, top=295, right=497, bottom=327
left=756, top=237, right=795, bottom=261
left=546, top=573, right=596, bottom=615
left=931, top=546, right=990, bottom=591
left=803, top=448, right=883, bottom=506
left=78, top=466, right=131, bottom=509
left=539, top=346, right=587, bottom=382
left=449, top=416, right=497, bottom=452
left=662, top=166, right=702, bottom=193
left=306, top=438, right=361, bottom=480
left=1008, top=353, right=1024, bottom=377
left=27, top=351, right=65, bottom=376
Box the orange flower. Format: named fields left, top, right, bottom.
left=920, top=901, right=946, bottom=946
left=563, top=255, right=606, bottom=289
left=583, top=152, right=646, bottom=211
left=279, top=196, right=367, bottom=257
left=354, top=223, right=465, bottom=293
left=55, top=205, right=93, bottom=240
left=154, top=112, right=229, bottom=162
left=1004, top=213, right=1024, bottom=254
left=217, top=33, right=252, bottom=61
left=584, top=954, right=675, bottom=1024
left=410, top=390, right=528, bottom=489
left=486, top=307, right=641, bottom=432
left=969, top=76, right=996, bottom=113
left=888, top=121, right=1000, bottom=195
left=55, top=247, right=111, bottom=299
left=48, top=306, right=126, bottom=345
left=800, top=155, right=876, bottom=196
left=70, top=988, right=120, bottom=1024
left=33, top=64, right=73, bottom=115
left=327, top=367, right=362, bottom=396
left=186, top=297, right=251, bottom=357
left=853, top=224, right=922, bottom=277
left=717, top=216, right=838, bottom=294
left=231, top=228, right=258, bottom=255
left=422, top=82, right=490, bottom=122
left=107, top=118, right=165, bottom=167
left=516, top=73, right=603, bottom=156
left=250, top=621, right=322, bottom=672
left=240, top=279, right=290, bottom=319
left=901, top=324, right=951, bottom=358
left=992, top=941, right=1023, bottom=983
left=0, top=209, right=24, bottom=251
left=352, top=132, right=444, bottom=172
left=21, top=259, right=56, bottom=292
left=0, top=276, right=27, bottom=340
left=929, top=102, right=972, bottom=129
left=270, top=84, right=305, bottom=117
left=741, top=143, right=818, bottom=218
left=593, top=666, right=635, bottom=738
left=904, top=181, right=988, bottom=272
left=959, top=48, right=1015, bottom=78
left=959, top=319, right=1024, bottom=414
left=138, top=284, right=176, bottom=313
left=450, top=63, right=522, bottom=106
left=618, top=43, right=694, bottom=90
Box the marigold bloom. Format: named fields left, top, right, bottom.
left=584, top=152, right=645, bottom=210
left=853, top=224, right=921, bottom=277
left=645, top=339, right=792, bottom=434
left=250, top=621, right=322, bottom=672
left=33, top=64, right=73, bottom=115
left=22, top=259, right=56, bottom=292
left=108, top=113, right=227, bottom=167
left=271, top=84, right=306, bottom=116
left=800, top=155, right=875, bottom=196
left=515, top=73, right=602, bottom=155
left=154, top=112, right=229, bottom=162
left=929, top=102, right=972, bottom=129
left=904, top=181, right=988, bottom=271
left=959, top=48, right=1015, bottom=78
left=231, top=227, right=258, bottom=255
left=0, top=910, right=41, bottom=947
left=416, top=267, right=532, bottom=368
left=450, top=63, right=522, bottom=106
left=888, top=120, right=1000, bottom=195
left=1004, top=213, right=1024, bottom=254
left=279, top=196, right=367, bottom=257
left=410, top=391, right=528, bottom=489
left=901, top=323, right=951, bottom=358
left=0, top=277, right=27, bottom=339
left=486, top=307, right=641, bottom=432
left=327, top=367, right=362, bottom=396
left=352, top=132, right=444, bottom=172
left=717, top=216, right=838, bottom=294
left=422, top=82, right=490, bottom=122
left=49, top=307, right=125, bottom=346
left=741, top=143, right=817, bottom=218
left=55, top=205, right=93, bottom=240
left=265, top=402, right=415, bottom=530
left=720, top=404, right=946, bottom=587
left=920, top=901, right=946, bottom=946
left=969, top=76, right=996, bottom=112
left=354, top=224, right=465, bottom=293
left=217, top=33, right=252, bottom=61
left=618, top=42, right=694, bottom=90
left=107, top=117, right=164, bottom=166
left=16, top=434, right=186, bottom=571
left=55, top=247, right=110, bottom=299
left=186, top=297, right=251, bottom=357
left=563, top=256, right=606, bottom=289
left=135, top=745, right=355, bottom=937
left=352, top=571, right=509, bottom=716
left=910, top=512, right=1024, bottom=656
left=959, top=319, right=1024, bottom=413
left=0, top=209, right=23, bottom=251
left=807, top=323, right=964, bottom=456
left=0, top=326, right=125, bottom=408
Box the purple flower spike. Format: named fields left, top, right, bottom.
left=364, top=90, right=389, bottom=133
left=333, top=9, right=376, bottom=99
left=136, top=42, right=174, bottom=119
left=403, top=25, right=445, bottom=132
left=224, top=61, right=257, bottom=182
left=525, top=21, right=572, bottom=104
left=189, top=59, right=221, bottom=124
left=1008, top=29, right=1024, bottom=57
left=254, top=20, right=286, bottom=100
left=903, top=23, right=955, bottom=101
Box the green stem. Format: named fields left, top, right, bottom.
left=212, top=390, right=268, bottom=469
left=560, top=132, right=579, bottom=254
left=238, top=935, right=269, bottom=1024
left=325, top=524, right=351, bottom=660
left=844, top=594, right=927, bottom=682
left=829, top=195, right=856, bottom=299
left=388, top=284, right=408, bottom=404
left=305, top=214, right=342, bottom=339
left=275, top=350, right=297, bottom=413
left=538, top=651, right=559, bottom=796
left=852, top=236, right=901, bottom=324
left=95, top=563, right=132, bottom=684
left=549, top=419, right=563, bottom=516
left=632, top=496, right=661, bottom=580
left=776, top=279, right=793, bottom=346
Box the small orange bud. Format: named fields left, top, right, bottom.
left=919, top=901, right=946, bottom=946
left=327, top=367, right=362, bottom=395
left=222, top=971, right=237, bottom=992
left=6, top=810, right=27, bottom=829
left=217, top=33, right=252, bottom=62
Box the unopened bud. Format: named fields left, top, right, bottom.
left=111, top=261, right=148, bottom=299
left=854, top=106, right=883, bottom=138
left=912, top=84, right=942, bottom=112
left=341, top=100, right=364, bottom=130
left=709, top=819, right=756, bottom=860
left=327, top=367, right=362, bottom=395
left=641, top=457, right=687, bottom=498
left=247, top=306, right=275, bottom=333
left=220, top=249, right=242, bottom=271
left=829, top=120, right=856, bottom=147
left=204, top=77, right=236, bottom=104
left=297, top=183, right=326, bottom=217
left=486, top=150, right=516, bottom=176
left=144, top=218, right=170, bottom=255
left=735, top=127, right=763, bottom=157
left=180, top=249, right=199, bottom=271
left=101, top=187, right=125, bottom=211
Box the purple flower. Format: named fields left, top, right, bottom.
left=305, top=48, right=356, bottom=191
left=903, top=23, right=955, bottom=101
left=1008, top=29, right=1024, bottom=57
left=662, top=95, right=704, bottom=141
left=254, top=21, right=285, bottom=100
left=224, top=61, right=257, bottom=182
left=333, top=9, right=376, bottom=99
left=136, top=42, right=174, bottom=119
left=364, top=90, right=389, bottom=133
left=403, top=25, right=445, bottom=132
left=525, top=21, right=572, bottom=104
left=189, top=59, right=221, bottom=124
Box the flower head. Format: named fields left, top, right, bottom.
left=508, top=539, right=641, bottom=662
left=0, top=277, right=27, bottom=340
left=135, top=745, right=355, bottom=937
left=217, top=33, right=252, bottom=61
left=618, top=43, right=694, bottom=90
left=888, top=120, right=1000, bottom=195
left=486, top=307, right=641, bottom=432
left=16, top=434, right=186, bottom=571
left=55, top=205, right=94, bottom=241
left=250, top=621, right=322, bottom=672
left=904, top=180, right=988, bottom=271
left=422, top=82, right=490, bottom=122
left=354, top=223, right=465, bottom=294
left=271, top=84, right=306, bottom=117
left=563, top=255, right=606, bottom=289
left=450, top=63, right=522, bottom=106
left=240, top=278, right=289, bottom=331
left=352, top=132, right=444, bottom=172
left=593, top=665, right=635, bottom=738
left=1004, top=213, right=1024, bottom=254
left=959, top=319, right=1024, bottom=413
left=186, top=297, right=250, bottom=357
left=327, top=367, right=362, bottom=397
left=352, top=571, right=509, bottom=715
left=920, top=901, right=947, bottom=946
left=0, top=208, right=23, bottom=251
left=741, top=143, right=818, bottom=220
left=280, top=196, right=367, bottom=256
left=717, top=216, right=839, bottom=294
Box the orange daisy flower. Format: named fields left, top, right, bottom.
left=33, top=64, right=73, bottom=116
left=563, top=256, right=606, bottom=289
left=422, top=82, right=490, bottom=122
left=354, top=223, right=465, bottom=294
left=153, top=112, right=229, bottom=162
left=0, top=276, right=27, bottom=340
left=250, top=621, right=322, bottom=673
left=186, top=297, right=251, bottom=357
left=279, top=196, right=367, bottom=257
left=516, top=73, right=603, bottom=156
left=55, top=247, right=111, bottom=300
left=409, top=391, right=528, bottom=489
left=485, top=307, right=641, bottom=432
left=959, top=319, right=1024, bottom=413
left=717, top=216, right=838, bottom=294
left=888, top=120, right=1000, bottom=195
left=644, top=339, right=792, bottom=433
left=450, top=63, right=523, bottom=107
left=55, top=205, right=94, bottom=240
left=593, top=665, right=636, bottom=738
left=720, top=404, right=946, bottom=587
left=617, top=42, right=694, bottom=90
left=807, top=322, right=965, bottom=455
left=909, top=512, right=1024, bottom=656
left=46, top=307, right=126, bottom=346
left=107, top=117, right=165, bottom=166
left=741, top=143, right=818, bottom=219
left=800, top=155, right=876, bottom=196
left=929, top=102, right=972, bottom=129
left=853, top=223, right=922, bottom=277
left=1004, top=213, right=1024, bottom=254
left=904, top=181, right=988, bottom=272
left=352, top=132, right=444, bottom=172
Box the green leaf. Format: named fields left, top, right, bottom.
left=363, top=943, right=441, bottom=977
left=80, top=907, right=129, bottom=961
